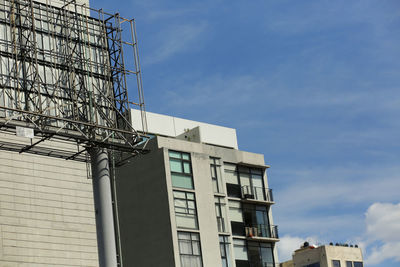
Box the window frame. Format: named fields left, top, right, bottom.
left=210, top=157, right=224, bottom=193
left=178, top=231, right=203, bottom=267
left=332, top=260, right=341, bottom=267
left=215, top=196, right=227, bottom=232
left=169, top=150, right=194, bottom=189
left=224, top=162, right=267, bottom=200
left=173, top=190, right=198, bottom=230
left=219, top=235, right=232, bottom=267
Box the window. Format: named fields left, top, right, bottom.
left=304, top=263, right=320, bottom=267
left=224, top=163, right=241, bottom=198
left=345, top=262, right=364, bottom=267
left=238, top=166, right=265, bottom=201
left=224, top=163, right=266, bottom=200
left=224, top=163, right=239, bottom=184
left=243, top=204, right=271, bottom=238
left=215, top=197, right=227, bottom=232
left=228, top=201, right=243, bottom=222
left=174, top=191, right=198, bottom=229
left=332, top=260, right=341, bottom=267
left=233, top=239, right=248, bottom=261
left=210, top=157, right=223, bottom=193
left=247, top=241, right=274, bottom=267
left=169, top=150, right=193, bottom=189
left=219, top=235, right=232, bottom=267
left=178, top=232, right=202, bottom=267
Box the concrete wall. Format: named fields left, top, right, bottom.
left=293, top=247, right=327, bottom=267
left=324, top=246, right=363, bottom=267
left=280, top=260, right=294, bottom=267
left=0, top=133, right=98, bottom=266
left=292, top=246, right=363, bottom=267
left=116, top=135, right=278, bottom=267
left=162, top=146, right=223, bottom=267
left=115, top=141, right=176, bottom=267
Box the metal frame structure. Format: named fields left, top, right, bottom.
left=0, top=0, right=147, bottom=160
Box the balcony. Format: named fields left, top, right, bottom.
left=241, top=186, right=274, bottom=203
left=245, top=225, right=279, bottom=240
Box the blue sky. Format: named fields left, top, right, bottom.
left=92, top=0, right=400, bottom=265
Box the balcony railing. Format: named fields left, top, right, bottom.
left=245, top=224, right=279, bottom=239
left=241, top=186, right=274, bottom=202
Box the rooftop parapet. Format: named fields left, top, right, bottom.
left=131, top=109, right=238, bottom=149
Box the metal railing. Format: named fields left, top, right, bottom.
left=245, top=224, right=279, bottom=239
left=241, top=186, right=274, bottom=202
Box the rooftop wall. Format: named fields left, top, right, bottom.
left=131, top=109, right=239, bottom=149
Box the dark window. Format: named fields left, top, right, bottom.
left=247, top=241, right=274, bottom=267
left=304, top=263, right=320, bottom=267
left=169, top=150, right=193, bottom=189
left=332, top=260, right=341, bottom=267
left=231, top=221, right=245, bottom=236
left=353, top=262, right=363, bottom=267
left=346, top=261, right=352, bottom=267
left=227, top=183, right=241, bottom=198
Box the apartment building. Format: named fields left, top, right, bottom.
left=280, top=243, right=364, bottom=267
left=115, top=110, right=280, bottom=267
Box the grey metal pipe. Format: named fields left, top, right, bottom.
left=90, top=147, right=118, bottom=267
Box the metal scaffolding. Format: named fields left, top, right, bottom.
left=0, top=0, right=147, bottom=159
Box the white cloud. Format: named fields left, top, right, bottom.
left=364, top=203, right=400, bottom=265
left=365, top=203, right=400, bottom=242
left=278, top=235, right=322, bottom=262
left=366, top=242, right=400, bottom=265
left=275, top=166, right=400, bottom=214
left=144, top=23, right=208, bottom=65
left=277, top=203, right=400, bottom=265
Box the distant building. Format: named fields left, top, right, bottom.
left=280, top=242, right=363, bottom=267
left=115, top=110, right=280, bottom=267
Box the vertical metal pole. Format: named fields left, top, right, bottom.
left=90, top=147, right=118, bottom=267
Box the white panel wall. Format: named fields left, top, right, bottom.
left=0, top=134, right=98, bottom=266
left=131, top=109, right=239, bottom=149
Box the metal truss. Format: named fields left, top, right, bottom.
left=0, top=0, right=147, bottom=159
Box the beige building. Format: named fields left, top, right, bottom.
left=280, top=243, right=363, bottom=267
left=115, top=111, right=280, bottom=267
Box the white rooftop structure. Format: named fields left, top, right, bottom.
left=131, top=109, right=239, bottom=149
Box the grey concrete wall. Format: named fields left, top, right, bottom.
left=115, top=141, right=176, bottom=267
left=162, top=148, right=223, bottom=267
left=0, top=133, right=98, bottom=266
left=115, top=135, right=279, bottom=267
left=156, top=136, right=278, bottom=267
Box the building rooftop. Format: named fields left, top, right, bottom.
left=131, top=109, right=239, bottom=149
